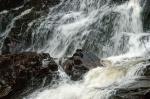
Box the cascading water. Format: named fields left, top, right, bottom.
left=25, top=0, right=145, bottom=57
left=0, top=0, right=150, bottom=98
left=20, top=0, right=150, bottom=99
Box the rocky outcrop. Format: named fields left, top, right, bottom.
left=62, top=49, right=103, bottom=80
left=0, top=52, right=58, bottom=99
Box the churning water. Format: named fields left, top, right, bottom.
left=1, top=0, right=150, bottom=98
left=22, top=0, right=149, bottom=59
left=22, top=0, right=150, bottom=99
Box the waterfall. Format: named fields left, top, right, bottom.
left=21, top=0, right=150, bottom=99
left=0, top=0, right=150, bottom=98
left=0, top=0, right=149, bottom=58
left=21, top=0, right=149, bottom=58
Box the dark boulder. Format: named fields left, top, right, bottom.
left=62, top=49, right=103, bottom=80
left=0, top=52, right=58, bottom=99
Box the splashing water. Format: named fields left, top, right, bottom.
left=22, top=0, right=150, bottom=99
left=0, top=0, right=149, bottom=98
left=25, top=58, right=149, bottom=99
left=22, top=0, right=149, bottom=58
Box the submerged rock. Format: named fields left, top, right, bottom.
left=63, top=49, right=103, bottom=80
left=0, top=52, right=58, bottom=99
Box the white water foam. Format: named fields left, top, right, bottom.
left=24, top=0, right=150, bottom=99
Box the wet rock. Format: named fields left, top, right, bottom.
left=0, top=0, right=24, bottom=12
left=142, top=63, right=150, bottom=76
left=0, top=0, right=60, bottom=53
left=63, top=49, right=103, bottom=80
left=144, top=91, right=150, bottom=99
left=27, top=0, right=60, bottom=10
left=111, top=0, right=129, bottom=4
left=109, top=79, right=150, bottom=99
left=114, top=88, right=150, bottom=99
left=142, top=0, right=150, bottom=31
left=0, top=0, right=60, bottom=12
left=0, top=52, right=58, bottom=99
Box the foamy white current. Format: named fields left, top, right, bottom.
left=25, top=57, right=149, bottom=99
left=21, top=0, right=150, bottom=99
left=26, top=0, right=149, bottom=58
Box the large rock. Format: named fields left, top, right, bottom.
left=0, top=52, right=58, bottom=99
left=62, top=49, right=103, bottom=80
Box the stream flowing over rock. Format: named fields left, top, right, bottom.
left=0, top=0, right=150, bottom=99
left=0, top=0, right=60, bottom=53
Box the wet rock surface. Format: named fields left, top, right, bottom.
left=111, top=87, right=150, bottom=99
left=0, top=0, right=60, bottom=53
left=0, top=0, right=60, bottom=12
left=0, top=52, right=58, bottom=99
left=63, top=49, right=103, bottom=80
left=0, top=0, right=24, bottom=12
left=142, top=0, right=150, bottom=31
left=109, top=67, right=150, bottom=99
left=143, top=64, right=150, bottom=76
